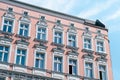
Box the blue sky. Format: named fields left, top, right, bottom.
left=18, top=0, right=120, bottom=80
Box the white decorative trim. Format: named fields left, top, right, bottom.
left=84, top=59, right=95, bottom=78
left=97, top=62, right=108, bottom=80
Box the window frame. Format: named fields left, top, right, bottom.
left=68, top=55, right=78, bottom=75
left=98, top=63, right=108, bottom=80
left=96, top=39, right=105, bottom=53
left=18, top=21, right=31, bottom=37
left=34, top=49, right=47, bottom=70
left=1, top=17, right=15, bottom=33
left=84, top=60, right=95, bottom=79
left=67, top=33, right=77, bottom=47
left=14, top=45, right=28, bottom=66
left=84, top=62, right=94, bottom=78
left=36, top=25, right=48, bottom=41
left=52, top=52, right=64, bottom=73
left=83, top=37, right=92, bottom=50
left=53, top=29, right=64, bottom=44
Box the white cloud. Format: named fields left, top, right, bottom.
left=17, top=0, right=76, bottom=13
left=105, top=9, right=120, bottom=21
left=78, top=0, right=118, bottom=18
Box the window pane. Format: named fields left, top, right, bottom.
left=16, top=56, right=20, bottom=64
left=58, top=63, right=62, bottom=72
left=19, top=29, right=23, bottom=35
left=0, top=46, right=3, bottom=50
left=37, top=33, right=40, bottom=39
left=0, top=52, right=2, bottom=61
left=35, top=59, right=39, bottom=68
left=24, top=30, right=28, bottom=36
left=21, top=56, right=25, bottom=65
left=5, top=47, right=9, bottom=52
left=40, top=60, right=44, bottom=69
left=8, top=26, right=12, bottom=33
left=3, top=25, right=7, bottom=32
left=3, top=53, right=8, bottom=62
left=54, top=63, right=57, bottom=71
left=42, top=34, right=46, bottom=40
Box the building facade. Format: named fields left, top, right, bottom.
left=0, top=0, right=113, bottom=80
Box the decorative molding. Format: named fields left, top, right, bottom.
left=52, top=46, right=65, bottom=53
left=67, top=49, right=79, bottom=56
left=83, top=53, right=94, bottom=60
left=82, top=49, right=94, bottom=54
left=96, top=55, right=107, bottom=62
left=19, top=12, right=30, bottom=23
left=36, top=16, right=47, bottom=27
left=66, top=45, right=79, bottom=50
left=0, top=30, right=14, bottom=36
left=34, top=38, right=48, bottom=43
left=15, top=39, right=30, bottom=46
left=95, top=52, right=107, bottom=56
left=53, top=20, right=63, bottom=31
left=82, top=27, right=92, bottom=37
left=0, top=35, right=13, bottom=42
left=67, top=23, right=77, bottom=34
left=34, top=42, right=48, bottom=50
left=3, top=7, right=15, bottom=19
left=52, top=42, right=64, bottom=47
left=15, top=34, right=31, bottom=40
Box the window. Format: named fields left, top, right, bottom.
left=69, top=59, right=77, bottom=75
left=19, top=23, right=29, bottom=37
left=54, top=31, right=62, bottom=44
left=84, top=38, right=92, bottom=49
left=2, top=19, right=13, bottom=33
left=16, top=49, right=26, bottom=65
left=35, top=53, right=45, bottom=69
left=99, top=65, right=107, bottom=80
left=54, top=56, right=62, bottom=72
left=68, top=35, right=76, bottom=47
left=37, top=27, right=46, bottom=40
left=0, top=45, right=9, bottom=62
left=0, top=77, right=5, bottom=80
left=85, top=62, right=93, bottom=78
left=97, top=41, right=104, bottom=52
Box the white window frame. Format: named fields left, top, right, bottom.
left=83, top=36, right=92, bottom=50
left=84, top=59, right=95, bottom=79
left=14, top=45, right=28, bottom=66
left=34, top=50, right=46, bottom=69
left=53, top=29, right=64, bottom=44
left=36, top=25, right=48, bottom=41
left=96, top=39, right=106, bottom=53
left=67, top=32, right=77, bottom=47
left=1, top=17, right=15, bottom=33
left=97, top=62, right=108, bottom=80
left=52, top=52, right=64, bottom=73
left=18, top=21, right=31, bottom=37
left=67, top=55, right=79, bottom=75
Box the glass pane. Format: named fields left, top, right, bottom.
left=54, top=37, right=57, bottom=43
left=73, top=66, right=77, bottom=74
left=42, top=34, right=46, bottom=40
left=40, top=60, right=44, bottom=69
left=0, top=52, right=2, bottom=61
left=22, top=50, right=26, bottom=55
left=17, top=49, right=21, bottom=54
left=59, top=38, right=62, bottom=44
left=3, top=53, right=8, bottom=62
left=58, top=63, right=62, bottom=72
left=25, top=24, right=29, bottom=28
left=8, top=26, right=12, bottom=32
left=24, top=30, right=28, bottom=36
left=5, top=47, right=9, bottom=52
left=16, top=56, right=20, bottom=64
left=4, top=20, right=8, bottom=24
left=54, top=63, right=57, bottom=71
left=37, top=33, right=40, bottom=39
left=3, top=25, right=7, bottom=32
left=19, top=29, right=23, bottom=35
left=21, top=56, right=25, bottom=65
left=36, top=53, right=39, bottom=57
left=35, top=59, right=39, bottom=68
left=20, top=24, right=23, bottom=27
left=0, top=46, right=3, bottom=50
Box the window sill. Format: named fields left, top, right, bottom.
left=66, top=45, right=79, bottom=50
left=52, top=71, right=65, bottom=75
left=15, top=34, right=31, bottom=40
left=34, top=38, right=48, bottom=43
left=0, top=30, right=14, bottom=36
left=15, top=39, right=30, bottom=46
left=82, top=49, right=94, bottom=54
left=83, top=76, right=99, bottom=80
left=95, top=51, right=107, bottom=56
left=0, top=35, right=13, bottom=42
left=52, top=42, right=64, bottom=47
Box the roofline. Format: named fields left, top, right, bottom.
left=0, top=0, right=108, bottom=31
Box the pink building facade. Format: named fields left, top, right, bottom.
left=0, top=0, right=113, bottom=80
